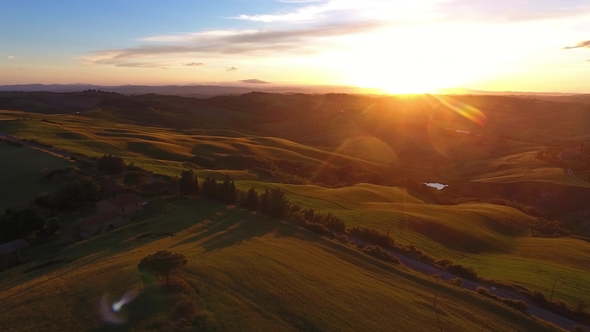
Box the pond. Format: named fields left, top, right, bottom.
left=423, top=182, right=448, bottom=190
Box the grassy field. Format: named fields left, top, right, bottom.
left=233, top=181, right=590, bottom=307
left=1, top=92, right=589, bottom=330
left=0, top=141, right=72, bottom=209
left=0, top=198, right=561, bottom=332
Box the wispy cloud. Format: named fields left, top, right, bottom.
left=230, top=0, right=394, bottom=23
left=438, top=0, right=590, bottom=22
left=114, top=62, right=166, bottom=68
left=226, top=66, right=239, bottom=72
left=6, top=55, right=14, bottom=59
left=240, top=79, right=269, bottom=84
left=82, top=22, right=380, bottom=67
left=564, top=40, right=590, bottom=50
left=231, top=0, right=348, bottom=22
left=183, top=62, right=204, bottom=66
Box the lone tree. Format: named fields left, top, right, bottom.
left=137, top=250, right=187, bottom=285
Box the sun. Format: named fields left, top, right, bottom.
left=353, top=74, right=440, bottom=95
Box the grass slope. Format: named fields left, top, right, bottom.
left=0, top=199, right=559, bottom=332
left=0, top=142, right=72, bottom=209
left=235, top=181, right=590, bottom=307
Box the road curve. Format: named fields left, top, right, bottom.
left=347, top=236, right=589, bottom=332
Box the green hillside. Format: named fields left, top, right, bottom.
left=0, top=199, right=560, bottom=332
left=0, top=142, right=72, bottom=209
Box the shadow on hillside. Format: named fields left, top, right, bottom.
left=201, top=218, right=277, bottom=252
left=127, top=141, right=186, bottom=162
left=171, top=213, right=277, bottom=252
left=407, top=219, right=513, bottom=254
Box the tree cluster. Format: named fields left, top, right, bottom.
left=0, top=207, right=59, bottom=243
left=97, top=154, right=126, bottom=174
left=37, top=176, right=101, bottom=211
left=201, top=175, right=236, bottom=204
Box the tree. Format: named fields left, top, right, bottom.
left=179, top=169, right=198, bottom=195
left=259, top=189, right=271, bottom=215
left=97, top=154, right=126, bottom=174
left=268, top=188, right=290, bottom=219
left=245, top=188, right=259, bottom=211
left=201, top=176, right=217, bottom=199
left=217, top=175, right=237, bottom=204
left=137, top=250, right=187, bottom=285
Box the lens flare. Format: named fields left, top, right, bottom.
left=432, top=95, right=487, bottom=125
left=99, top=290, right=137, bottom=324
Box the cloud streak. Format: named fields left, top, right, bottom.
left=82, top=22, right=381, bottom=67
left=113, top=62, right=166, bottom=68
left=564, top=40, right=590, bottom=50
left=240, top=79, right=269, bottom=83
left=438, top=0, right=590, bottom=22
left=183, top=62, right=204, bottom=66
left=226, top=67, right=239, bottom=71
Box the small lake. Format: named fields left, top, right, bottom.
left=423, top=182, right=448, bottom=190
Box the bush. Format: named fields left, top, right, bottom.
left=43, top=217, right=60, bottom=234
left=362, top=245, right=401, bottom=264
left=97, top=154, right=126, bottom=174
left=476, top=287, right=528, bottom=313
left=447, top=277, right=463, bottom=287
left=302, top=222, right=334, bottom=238
left=444, top=263, right=478, bottom=280
left=347, top=227, right=394, bottom=248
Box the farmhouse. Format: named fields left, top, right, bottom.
left=79, top=193, right=145, bottom=239
left=97, top=193, right=145, bottom=217
left=0, top=239, right=31, bottom=271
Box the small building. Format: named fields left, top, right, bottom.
left=0, top=239, right=31, bottom=271
left=79, top=211, right=127, bottom=239
left=101, top=181, right=127, bottom=197
left=79, top=193, right=146, bottom=239
left=97, top=193, right=145, bottom=218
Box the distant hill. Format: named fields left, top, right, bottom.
left=0, top=83, right=374, bottom=97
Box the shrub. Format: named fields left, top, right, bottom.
left=476, top=287, right=528, bottom=313
left=362, top=245, right=401, bottom=264
left=447, top=277, right=463, bottom=287
left=444, top=263, right=478, bottom=280
left=302, top=222, right=334, bottom=238
left=347, top=227, right=394, bottom=248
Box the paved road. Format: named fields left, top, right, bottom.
left=348, top=236, right=589, bottom=332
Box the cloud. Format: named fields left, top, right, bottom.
left=7, top=55, right=14, bottom=59
left=230, top=0, right=382, bottom=23
left=564, top=40, right=590, bottom=50
left=240, top=79, right=270, bottom=84
left=438, top=0, right=590, bottom=22
left=183, top=62, right=204, bottom=66
left=82, top=22, right=381, bottom=67
left=113, top=62, right=165, bottom=68
left=226, top=67, right=239, bottom=72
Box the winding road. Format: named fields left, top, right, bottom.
left=347, top=236, right=590, bottom=332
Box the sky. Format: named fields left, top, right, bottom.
left=1, top=0, right=590, bottom=93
